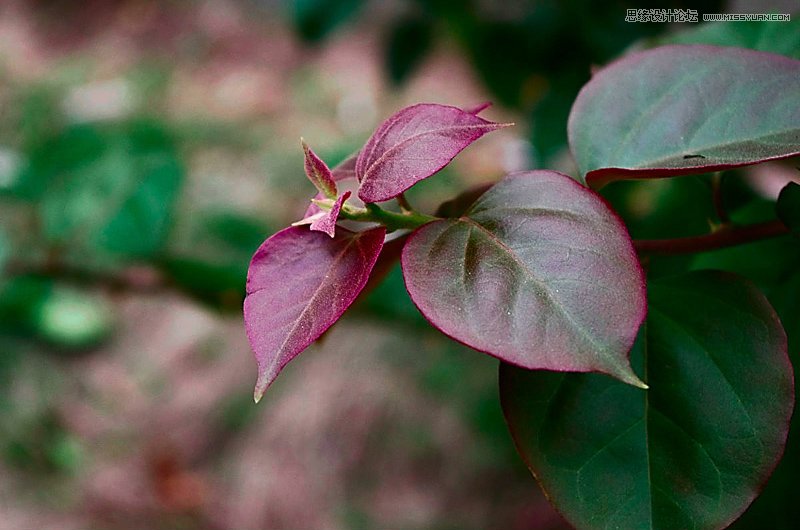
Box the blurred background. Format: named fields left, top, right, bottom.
left=0, top=1, right=798, bottom=529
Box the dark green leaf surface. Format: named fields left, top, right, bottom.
left=292, top=0, right=364, bottom=42
left=777, top=182, right=800, bottom=235
left=501, top=271, right=794, bottom=530
left=649, top=18, right=800, bottom=59
left=403, top=171, right=646, bottom=387
left=568, top=46, right=800, bottom=187
left=385, top=15, right=434, bottom=85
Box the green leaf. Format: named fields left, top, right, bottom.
left=0, top=228, right=9, bottom=281
left=37, top=123, right=183, bottom=258
left=385, top=15, right=434, bottom=85
left=777, top=182, right=800, bottom=235
left=291, top=0, right=364, bottom=42
left=0, top=277, right=112, bottom=349
left=501, top=271, right=794, bottom=530
left=569, top=46, right=800, bottom=187
left=649, top=18, right=800, bottom=59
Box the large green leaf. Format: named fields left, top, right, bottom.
left=501, top=271, right=794, bottom=530
left=568, top=45, right=800, bottom=187
left=38, top=123, right=183, bottom=258
left=649, top=18, right=800, bottom=59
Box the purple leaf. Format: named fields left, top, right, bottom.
left=302, top=140, right=337, bottom=199
left=569, top=45, right=800, bottom=188
left=356, top=103, right=510, bottom=203
left=244, top=225, right=385, bottom=402
left=402, top=170, right=646, bottom=387
left=310, top=190, right=351, bottom=238
left=303, top=153, right=359, bottom=219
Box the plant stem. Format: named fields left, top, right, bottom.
left=339, top=202, right=437, bottom=231
left=711, top=172, right=730, bottom=224
left=634, top=220, right=790, bottom=255
left=396, top=193, right=414, bottom=213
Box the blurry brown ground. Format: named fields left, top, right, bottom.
left=0, top=1, right=567, bottom=529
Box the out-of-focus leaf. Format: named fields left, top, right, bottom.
left=162, top=211, right=272, bottom=310
left=649, top=18, right=800, bottom=59
left=777, top=182, right=800, bottom=235
left=569, top=46, right=800, bottom=187
left=0, top=228, right=9, bottom=282
left=501, top=271, right=794, bottom=530
left=358, top=263, right=426, bottom=325
left=528, top=71, right=585, bottom=165
left=402, top=171, right=646, bottom=387
left=290, top=0, right=365, bottom=42
left=30, top=122, right=183, bottom=258
left=356, top=103, right=509, bottom=202
left=0, top=276, right=112, bottom=349
left=244, top=226, right=385, bottom=401
left=385, top=15, right=434, bottom=85
left=460, top=21, right=536, bottom=108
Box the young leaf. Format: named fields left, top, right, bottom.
left=303, top=153, right=358, bottom=219
left=402, top=170, right=646, bottom=387
left=309, top=190, right=351, bottom=237
left=302, top=140, right=338, bottom=199
left=501, top=271, right=794, bottom=530
left=777, top=182, right=800, bottom=236
left=356, top=103, right=509, bottom=203
left=244, top=225, right=385, bottom=402
left=568, top=45, right=800, bottom=188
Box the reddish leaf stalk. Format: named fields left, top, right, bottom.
left=634, top=220, right=790, bottom=255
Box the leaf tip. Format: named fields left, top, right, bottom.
left=617, top=369, right=648, bottom=390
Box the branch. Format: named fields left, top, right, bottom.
left=711, top=172, right=730, bottom=224
left=4, top=258, right=173, bottom=294
left=634, top=220, right=790, bottom=255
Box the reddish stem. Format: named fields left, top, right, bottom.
left=634, top=220, right=790, bottom=255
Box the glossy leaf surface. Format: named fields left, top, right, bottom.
left=568, top=45, right=800, bottom=187
left=501, top=271, right=794, bottom=530
left=356, top=103, right=508, bottom=203
left=402, top=170, right=646, bottom=386
left=244, top=225, right=385, bottom=401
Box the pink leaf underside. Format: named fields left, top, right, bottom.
left=304, top=154, right=359, bottom=218
left=244, top=225, right=385, bottom=401
left=303, top=142, right=337, bottom=198
left=355, top=103, right=509, bottom=203
left=310, top=191, right=351, bottom=237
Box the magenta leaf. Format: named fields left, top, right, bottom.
left=356, top=103, right=510, bottom=203
left=302, top=140, right=337, bottom=199
left=303, top=153, right=359, bottom=219
left=569, top=45, right=800, bottom=188
left=244, top=225, right=385, bottom=402
left=309, top=190, right=351, bottom=238
left=402, top=170, right=646, bottom=386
